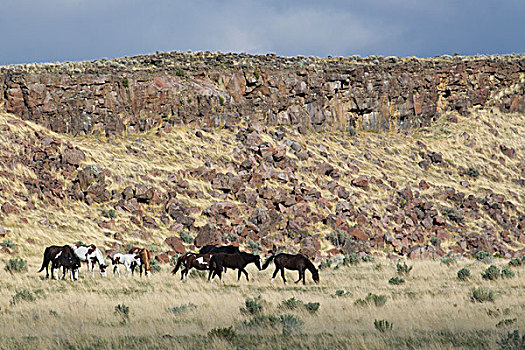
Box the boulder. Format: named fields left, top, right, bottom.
left=165, top=236, right=186, bottom=253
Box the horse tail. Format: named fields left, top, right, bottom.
left=171, top=254, right=186, bottom=275
left=261, top=254, right=274, bottom=270
left=37, top=248, right=50, bottom=272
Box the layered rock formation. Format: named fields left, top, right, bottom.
left=1, top=52, right=524, bottom=136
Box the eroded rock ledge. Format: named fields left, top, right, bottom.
left=1, top=52, right=524, bottom=135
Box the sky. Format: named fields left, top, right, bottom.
left=0, top=0, right=524, bottom=65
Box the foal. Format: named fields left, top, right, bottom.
left=208, top=252, right=262, bottom=282
left=261, top=253, right=319, bottom=285
left=108, top=253, right=141, bottom=277
left=71, top=243, right=108, bottom=277
left=171, top=252, right=213, bottom=280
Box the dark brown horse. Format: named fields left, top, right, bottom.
left=171, top=252, right=213, bottom=280
left=38, top=245, right=81, bottom=280
left=208, top=252, right=262, bottom=282
left=261, top=253, right=319, bottom=285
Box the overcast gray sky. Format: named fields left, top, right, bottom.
left=0, top=0, right=523, bottom=65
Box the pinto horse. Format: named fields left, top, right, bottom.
left=71, top=243, right=108, bottom=277
left=38, top=245, right=81, bottom=280
left=261, top=253, right=319, bottom=285
left=208, top=252, right=262, bottom=282
left=129, top=247, right=151, bottom=277
left=107, top=253, right=141, bottom=277
left=171, top=252, right=213, bottom=280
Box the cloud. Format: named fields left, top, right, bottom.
left=0, top=0, right=523, bottom=64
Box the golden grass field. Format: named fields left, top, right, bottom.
left=0, top=257, right=523, bottom=349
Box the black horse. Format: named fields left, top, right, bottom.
left=208, top=252, right=262, bottom=282
left=199, top=245, right=240, bottom=254
left=171, top=252, right=213, bottom=280
left=38, top=245, right=81, bottom=280
left=261, top=253, right=319, bottom=285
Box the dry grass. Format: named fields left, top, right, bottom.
left=0, top=258, right=523, bottom=349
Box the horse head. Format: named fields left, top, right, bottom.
left=253, top=254, right=262, bottom=270
left=312, top=268, right=320, bottom=284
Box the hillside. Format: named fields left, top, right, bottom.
left=0, top=102, right=524, bottom=262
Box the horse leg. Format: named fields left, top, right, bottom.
left=271, top=266, right=279, bottom=283
left=295, top=270, right=302, bottom=284
left=242, top=268, right=249, bottom=281
left=237, top=269, right=242, bottom=281
left=281, top=268, right=287, bottom=284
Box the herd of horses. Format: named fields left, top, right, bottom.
left=37, top=243, right=320, bottom=285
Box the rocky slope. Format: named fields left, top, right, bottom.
left=0, top=53, right=524, bottom=263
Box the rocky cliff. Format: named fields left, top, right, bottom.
left=1, top=52, right=524, bottom=136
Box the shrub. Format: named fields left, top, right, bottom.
left=207, top=326, right=236, bottom=342
left=482, top=265, right=500, bottom=280
left=11, top=289, right=37, bottom=305
left=318, top=259, right=332, bottom=270
left=179, top=231, right=194, bottom=244
left=175, top=68, right=185, bottom=77
left=471, top=287, right=495, bottom=303
left=122, top=78, right=129, bottom=88
left=218, top=96, right=225, bottom=106
left=441, top=257, right=457, bottom=266
left=501, top=267, right=515, bottom=279
left=100, top=208, right=116, bottom=218
left=5, top=258, right=28, bottom=273
left=496, top=330, right=525, bottom=350
left=355, top=293, right=387, bottom=307
left=430, top=237, right=440, bottom=246
left=241, top=296, right=263, bottom=315
left=328, top=230, right=348, bottom=247
left=253, top=71, right=260, bottom=80
left=361, top=254, right=375, bottom=263
left=304, top=302, right=320, bottom=313
left=343, top=253, right=359, bottom=266
left=247, top=239, right=261, bottom=253
left=241, top=314, right=279, bottom=329
left=396, top=262, right=413, bottom=275
left=465, top=166, right=480, bottom=178
left=169, top=303, right=197, bottom=315
left=475, top=250, right=493, bottom=263
left=281, top=297, right=303, bottom=310
left=149, top=259, right=161, bottom=273
left=1, top=240, right=16, bottom=248
left=374, top=319, right=393, bottom=333
left=457, top=268, right=471, bottom=281
left=508, top=258, right=522, bottom=267
left=114, top=304, right=130, bottom=323
left=496, top=318, right=517, bottom=328
left=389, top=277, right=405, bottom=285
left=442, top=207, right=464, bottom=223
left=333, top=290, right=351, bottom=297
left=279, top=314, right=304, bottom=336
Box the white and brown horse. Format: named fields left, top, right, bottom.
left=171, top=252, right=213, bottom=280
left=107, top=253, right=141, bottom=277
left=71, top=243, right=108, bottom=277
left=129, top=247, right=152, bottom=277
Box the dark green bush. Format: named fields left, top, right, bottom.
left=481, top=265, right=500, bottom=280
left=281, top=297, right=303, bottom=310
left=175, top=68, right=186, bottom=77
left=471, top=287, right=495, bottom=303
left=100, top=208, right=116, bottom=218
left=114, top=304, right=130, bottom=323
left=304, top=302, right=320, bottom=313
left=501, top=267, right=515, bottom=279
left=465, top=166, right=480, bottom=178
left=207, top=326, right=236, bottom=342
left=374, top=319, right=393, bottom=333
left=169, top=303, right=197, bottom=315
left=5, top=258, right=28, bottom=273
left=318, top=259, right=332, bottom=270
left=442, top=207, right=464, bottom=223
left=241, top=296, right=263, bottom=315
left=355, top=293, right=387, bottom=307
left=496, top=318, right=517, bottom=328
left=328, top=230, right=348, bottom=247
left=457, top=268, right=471, bottom=281
left=441, top=257, right=457, bottom=266
left=396, top=261, right=413, bottom=275
left=389, top=277, right=405, bottom=285
left=11, top=289, right=37, bottom=305
left=149, top=259, right=161, bottom=273
left=344, top=253, right=359, bottom=266
left=333, top=289, right=351, bottom=297
left=1, top=240, right=16, bottom=248
left=496, top=330, right=525, bottom=350
left=179, top=231, right=194, bottom=244
left=508, top=258, right=522, bottom=267
left=475, top=250, right=493, bottom=263
left=279, top=314, right=304, bottom=336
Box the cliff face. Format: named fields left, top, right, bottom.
left=1, top=52, right=524, bottom=136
